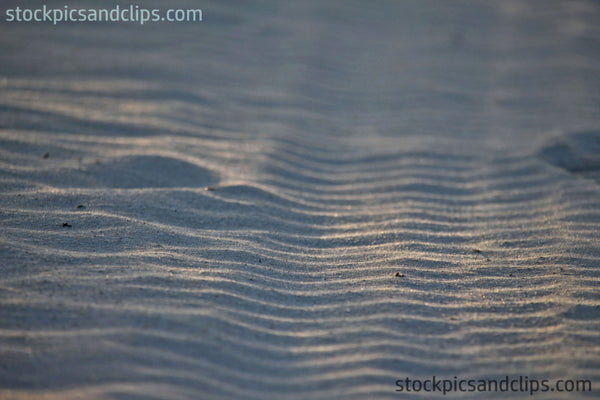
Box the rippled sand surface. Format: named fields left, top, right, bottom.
left=1, top=1, right=599, bottom=399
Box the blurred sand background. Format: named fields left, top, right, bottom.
left=1, top=0, right=599, bottom=399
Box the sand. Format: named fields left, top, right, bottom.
left=1, top=1, right=599, bottom=399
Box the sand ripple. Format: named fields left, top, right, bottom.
left=1, top=1, right=599, bottom=399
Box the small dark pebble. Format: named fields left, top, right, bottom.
left=509, top=273, right=514, bottom=277
left=395, top=272, right=405, bottom=277
left=258, top=258, right=262, bottom=263
left=472, top=249, right=482, bottom=253
left=205, top=186, right=216, bottom=191
left=62, top=222, right=72, bottom=227
left=42, top=153, right=49, bottom=159
left=76, top=204, right=86, bottom=209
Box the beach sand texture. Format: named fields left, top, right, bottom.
left=1, top=1, right=599, bottom=399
